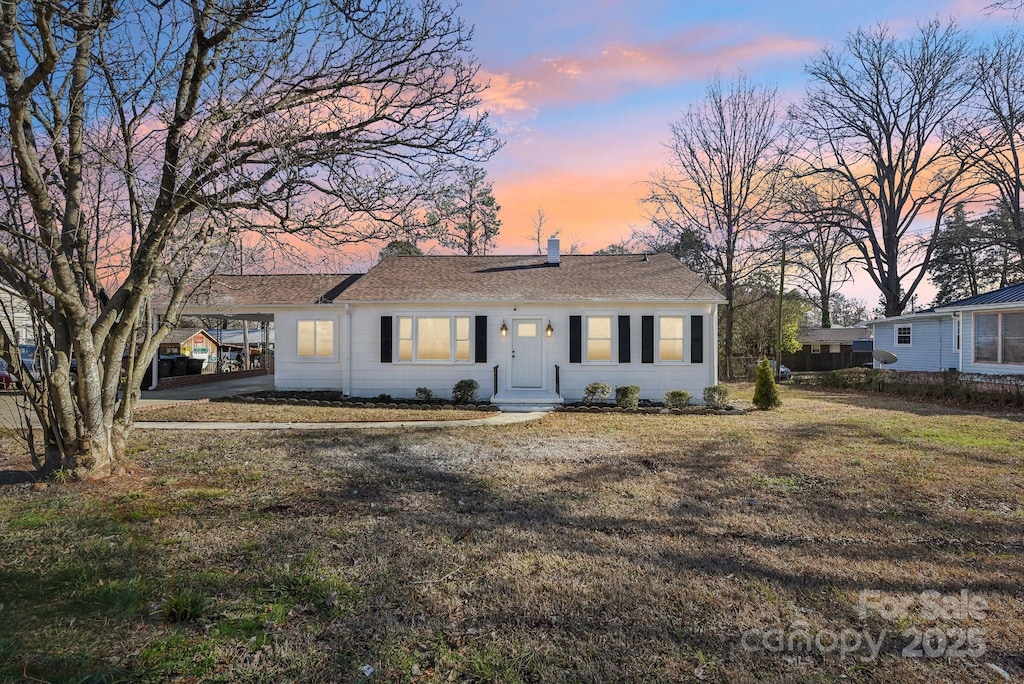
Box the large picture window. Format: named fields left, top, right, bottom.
left=297, top=320, right=334, bottom=358
left=396, top=315, right=472, bottom=362
left=658, top=316, right=685, bottom=362
left=585, top=315, right=613, bottom=362
left=976, top=311, right=1024, bottom=365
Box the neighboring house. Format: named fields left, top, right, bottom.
left=868, top=311, right=960, bottom=372
left=158, top=328, right=220, bottom=365
left=174, top=240, right=726, bottom=408
left=935, top=282, right=1024, bottom=375
left=783, top=326, right=873, bottom=372
left=0, top=283, right=34, bottom=345
left=868, top=281, right=1024, bottom=375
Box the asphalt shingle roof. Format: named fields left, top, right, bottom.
left=797, top=327, right=871, bottom=345
left=936, top=281, right=1024, bottom=309
left=340, top=253, right=725, bottom=303
left=185, top=274, right=362, bottom=307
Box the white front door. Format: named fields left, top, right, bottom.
left=510, top=318, right=544, bottom=388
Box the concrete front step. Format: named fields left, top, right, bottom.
left=491, top=392, right=563, bottom=413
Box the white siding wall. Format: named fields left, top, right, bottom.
left=871, top=316, right=959, bottom=372
left=348, top=301, right=719, bottom=403
left=273, top=308, right=345, bottom=390
left=960, top=308, right=1024, bottom=375
left=0, top=285, right=34, bottom=343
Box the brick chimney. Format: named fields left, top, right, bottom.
left=547, top=236, right=560, bottom=265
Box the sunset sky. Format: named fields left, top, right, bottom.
left=454, top=0, right=1017, bottom=305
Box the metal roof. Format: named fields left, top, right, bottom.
left=935, top=281, right=1024, bottom=309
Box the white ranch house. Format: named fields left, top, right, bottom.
left=868, top=281, right=1024, bottom=375
left=174, top=240, right=726, bottom=409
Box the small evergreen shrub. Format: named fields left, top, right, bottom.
left=664, top=390, right=692, bottom=408
left=615, top=384, right=641, bottom=409
left=583, top=382, right=612, bottom=405
left=752, top=358, right=781, bottom=410
left=451, top=379, right=479, bottom=404
left=702, top=384, right=731, bottom=409
left=415, top=387, right=434, bottom=401
left=374, top=393, right=393, bottom=403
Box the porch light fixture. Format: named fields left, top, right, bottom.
left=545, top=321, right=554, bottom=337
left=500, top=321, right=508, bottom=337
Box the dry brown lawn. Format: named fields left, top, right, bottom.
left=0, top=384, right=1021, bottom=682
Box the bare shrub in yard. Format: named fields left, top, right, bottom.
left=583, top=382, right=611, bottom=405
left=615, top=385, right=640, bottom=409
left=664, top=390, right=692, bottom=408
left=452, top=379, right=479, bottom=404
left=702, top=384, right=731, bottom=408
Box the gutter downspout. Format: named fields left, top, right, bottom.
left=954, top=312, right=963, bottom=372
left=711, top=303, right=720, bottom=387
left=344, top=303, right=352, bottom=397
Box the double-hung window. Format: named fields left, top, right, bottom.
left=585, top=315, right=613, bottom=362
left=297, top=320, right=334, bottom=358
left=895, top=325, right=912, bottom=346
left=658, top=316, right=685, bottom=362
left=397, top=315, right=472, bottom=362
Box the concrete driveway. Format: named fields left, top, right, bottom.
left=0, top=374, right=276, bottom=430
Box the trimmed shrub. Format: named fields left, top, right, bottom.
left=451, top=379, right=479, bottom=404
left=752, top=358, right=781, bottom=410
left=374, top=393, right=393, bottom=403
left=664, top=390, right=692, bottom=408
left=415, top=387, right=434, bottom=401
left=583, top=382, right=612, bottom=405
left=615, top=384, right=641, bottom=409
left=702, top=384, right=731, bottom=409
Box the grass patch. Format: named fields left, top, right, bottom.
left=1, top=384, right=1022, bottom=680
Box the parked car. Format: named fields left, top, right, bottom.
left=769, top=360, right=792, bottom=381
left=0, top=359, right=15, bottom=389
left=17, top=344, right=78, bottom=388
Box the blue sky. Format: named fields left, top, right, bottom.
left=453, top=0, right=1016, bottom=305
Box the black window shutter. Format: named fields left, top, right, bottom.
left=569, top=315, right=582, bottom=363
left=641, top=315, right=654, bottom=364
left=380, top=316, right=393, bottom=363
left=474, top=316, right=487, bottom=363
left=618, top=316, right=631, bottom=363
left=691, top=315, right=704, bottom=364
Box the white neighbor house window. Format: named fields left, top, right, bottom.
left=895, top=325, right=912, bottom=346
left=658, top=315, right=685, bottom=362
left=810, top=344, right=821, bottom=354
left=397, top=315, right=471, bottom=363
left=975, top=311, right=1024, bottom=365
left=585, top=315, right=613, bottom=362
left=297, top=320, right=334, bottom=358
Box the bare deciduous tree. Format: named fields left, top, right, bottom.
left=525, top=207, right=547, bottom=255
left=778, top=179, right=858, bottom=328
left=643, top=75, right=790, bottom=378
left=963, top=31, right=1024, bottom=263
left=791, top=21, right=977, bottom=317
left=0, top=0, right=499, bottom=478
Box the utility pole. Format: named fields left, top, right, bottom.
left=776, top=242, right=786, bottom=381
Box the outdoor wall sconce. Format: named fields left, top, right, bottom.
left=500, top=321, right=508, bottom=336
left=546, top=321, right=554, bottom=337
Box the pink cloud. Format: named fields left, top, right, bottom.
left=478, top=29, right=819, bottom=116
